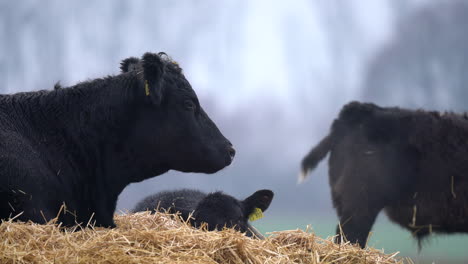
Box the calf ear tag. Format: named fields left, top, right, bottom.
left=144, top=80, right=150, bottom=96
left=248, top=207, right=264, bottom=222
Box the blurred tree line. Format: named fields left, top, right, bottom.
left=363, top=0, right=468, bottom=111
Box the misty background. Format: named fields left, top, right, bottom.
left=2, top=0, right=468, bottom=262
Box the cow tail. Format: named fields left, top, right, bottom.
left=298, top=101, right=374, bottom=183
left=298, top=133, right=334, bottom=183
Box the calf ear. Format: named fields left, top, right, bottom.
left=120, top=57, right=140, bottom=73
left=141, top=52, right=165, bottom=105
left=242, top=189, right=274, bottom=219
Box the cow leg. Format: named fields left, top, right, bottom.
left=334, top=206, right=381, bottom=248
left=17, top=203, right=56, bottom=224
left=93, top=197, right=117, bottom=228
left=331, top=174, right=386, bottom=249
left=94, top=214, right=116, bottom=228
left=1, top=190, right=55, bottom=224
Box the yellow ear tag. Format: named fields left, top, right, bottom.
left=248, top=207, right=264, bottom=222
left=144, top=80, right=150, bottom=96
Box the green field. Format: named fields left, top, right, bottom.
left=253, top=215, right=468, bottom=263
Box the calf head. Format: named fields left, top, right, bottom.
left=192, top=189, right=274, bottom=238
left=121, top=52, right=235, bottom=176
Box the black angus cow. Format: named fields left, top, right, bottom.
left=300, top=101, right=468, bottom=248
left=133, top=189, right=274, bottom=238
left=0, top=52, right=235, bottom=228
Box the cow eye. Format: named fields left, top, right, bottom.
left=184, top=100, right=196, bottom=111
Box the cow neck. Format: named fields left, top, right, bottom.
left=16, top=74, right=143, bottom=194
left=67, top=74, right=169, bottom=198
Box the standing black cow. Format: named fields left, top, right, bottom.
left=133, top=189, right=274, bottom=238
left=300, top=101, right=468, bottom=248
left=0, top=52, right=235, bottom=228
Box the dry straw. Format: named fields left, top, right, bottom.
left=0, top=212, right=411, bottom=264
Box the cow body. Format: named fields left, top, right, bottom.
left=300, top=101, right=468, bottom=248
left=133, top=189, right=274, bottom=238
left=0, top=52, right=235, bottom=227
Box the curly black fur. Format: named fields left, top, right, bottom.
left=0, top=52, right=234, bottom=228
left=301, top=101, right=468, bottom=249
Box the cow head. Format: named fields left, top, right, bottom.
left=121, top=52, right=235, bottom=176
left=192, top=189, right=274, bottom=238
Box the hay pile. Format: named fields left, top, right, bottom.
left=0, top=212, right=410, bottom=264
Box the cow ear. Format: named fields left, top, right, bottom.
left=120, top=57, right=140, bottom=73
left=242, top=189, right=274, bottom=220
left=141, top=52, right=165, bottom=105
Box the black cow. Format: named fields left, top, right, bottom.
left=0, top=52, right=235, bottom=228
left=300, top=101, right=468, bottom=248
left=133, top=189, right=274, bottom=238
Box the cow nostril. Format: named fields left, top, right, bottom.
left=228, top=146, right=236, bottom=160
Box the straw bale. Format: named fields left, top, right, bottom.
left=0, top=212, right=411, bottom=264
